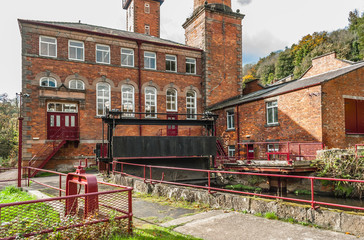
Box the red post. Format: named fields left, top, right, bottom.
left=128, top=189, right=133, bottom=234
left=17, top=117, right=24, bottom=188
left=310, top=178, right=315, bottom=209
left=27, top=167, right=30, bottom=187
left=59, top=175, right=62, bottom=197
left=208, top=171, right=211, bottom=193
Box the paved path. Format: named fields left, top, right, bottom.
left=5, top=173, right=363, bottom=240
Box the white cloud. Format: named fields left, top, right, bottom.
left=237, top=0, right=252, bottom=6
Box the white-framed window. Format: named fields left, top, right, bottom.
left=69, top=80, right=85, bottom=90
left=39, top=36, right=57, bottom=57
left=40, top=77, right=57, bottom=88
left=266, top=101, right=278, bottom=125
left=166, top=89, right=177, bottom=112
left=121, top=85, right=135, bottom=116
left=145, top=87, right=157, bottom=118
left=96, top=83, right=111, bottom=116
left=145, top=25, right=150, bottom=35
left=267, top=143, right=279, bottom=160
left=96, top=44, right=110, bottom=64
left=228, top=146, right=235, bottom=157
left=47, top=102, right=78, bottom=112
left=69, top=40, right=84, bottom=61
left=121, top=48, right=134, bottom=67
left=186, top=90, right=196, bottom=119
left=144, top=51, right=156, bottom=70
left=144, top=2, right=150, bottom=13
left=227, top=110, right=235, bottom=130
left=186, top=58, right=196, bottom=74
left=166, top=55, right=177, bottom=72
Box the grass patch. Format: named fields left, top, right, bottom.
left=110, top=224, right=202, bottom=240
left=264, top=212, right=278, bottom=220
left=0, top=186, right=35, bottom=203
left=294, top=190, right=313, bottom=196
left=225, top=184, right=262, bottom=193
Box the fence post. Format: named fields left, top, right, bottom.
left=310, top=178, right=315, bottom=209
left=27, top=168, right=30, bottom=187
left=59, top=175, right=62, bottom=197
left=128, top=189, right=133, bottom=234
left=208, top=171, right=211, bottom=193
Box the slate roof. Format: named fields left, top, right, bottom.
left=209, top=61, right=364, bottom=111
left=18, top=19, right=201, bottom=51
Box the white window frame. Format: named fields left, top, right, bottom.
left=96, top=83, right=111, bottom=116
left=68, top=40, right=84, bottom=61
left=39, top=36, right=57, bottom=58
left=266, top=101, right=278, bottom=125
left=144, top=2, right=150, bottom=13
left=186, top=57, right=196, bottom=74
left=145, top=87, right=157, bottom=118
left=40, top=77, right=57, bottom=88
left=228, top=146, right=235, bottom=157
left=227, top=111, right=235, bottom=130
left=166, top=55, right=177, bottom=72
left=121, top=48, right=134, bottom=67
left=69, top=80, right=85, bottom=90
left=166, top=88, right=177, bottom=112
left=121, top=85, right=135, bottom=116
left=47, top=102, right=78, bottom=113
left=96, top=44, right=110, bottom=64
left=186, top=90, right=197, bottom=120
left=144, top=51, right=156, bottom=70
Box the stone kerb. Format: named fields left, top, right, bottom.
left=113, top=174, right=364, bottom=236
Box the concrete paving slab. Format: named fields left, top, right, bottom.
left=165, top=210, right=363, bottom=240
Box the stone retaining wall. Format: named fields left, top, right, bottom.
left=113, top=174, right=364, bottom=236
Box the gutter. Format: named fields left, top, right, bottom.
left=137, top=40, right=143, bottom=136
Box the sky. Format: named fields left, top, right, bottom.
left=1, top=0, right=363, bottom=98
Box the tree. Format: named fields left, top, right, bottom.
left=0, top=94, right=18, bottom=166
left=274, top=49, right=294, bottom=80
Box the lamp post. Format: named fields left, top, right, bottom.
left=16, top=93, right=28, bottom=188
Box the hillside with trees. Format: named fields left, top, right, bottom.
left=244, top=10, right=364, bottom=85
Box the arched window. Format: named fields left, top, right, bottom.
left=40, top=77, right=57, bottom=88
left=166, top=88, right=177, bottom=112
left=121, top=85, right=135, bottom=116
left=96, top=83, right=111, bottom=116
left=186, top=91, right=196, bottom=119
left=69, top=80, right=85, bottom=90
left=145, top=87, right=157, bottom=118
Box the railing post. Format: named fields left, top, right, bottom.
left=27, top=167, right=30, bottom=187
left=149, top=166, right=152, bottom=183
left=143, top=165, right=146, bottom=182
left=59, top=175, right=62, bottom=197
left=310, top=178, right=315, bottom=209
left=128, top=189, right=133, bottom=234
left=208, top=171, right=211, bottom=193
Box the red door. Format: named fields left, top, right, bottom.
left=247, top=144, right=255, bottom=160
left=47, top=113, right=78, bottom=140
left=167, top=114, right=178, bottom=136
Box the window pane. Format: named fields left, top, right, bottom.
left=71, top=116, right=75, bottom=127
left=65, top=116, right=69, bottom=127
left=50, top=115, right=54, bottom=127
left=56, top=115, right=61, bottom=127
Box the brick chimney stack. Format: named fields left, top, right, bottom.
left=194, top=0, right=231, bottom=10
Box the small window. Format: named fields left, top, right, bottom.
left=122, top=85, right=135, bottom=116
left=144, top=2, right=150, bottom=13
left=121, top=48, right=134, bottom=67
left=145, top=25, right=150, bottom=35
left=69, top=40, right=84, bottom=61
left=186, top=58, right=196, bottom=74
left=47, top=102, right=78, bottom=112
left=96, top=83, right=111, bottom=116
left=345, top=98, right=364, bottom=134
left=144, top=51, right=156, bottom=70
left=228, top=146, right=235, bottom=157
left=227, top=111, right=235, bottom=130
left=96, top=44, right=110, bottom=64
left=186, top=91, right=196, bottom=119
left=267, top=143, right=279, bottom=160
left=69, top=80, right=85, bottom=90
left=266, top=101, right=278, bottom=125
left=166, top=89, right=177, bottom=112
left=39, top=36, right=57, bottom=57
left=40, top=77, right=57, bottom=88
left=166, top=55, right=177, bottom=72
left=145, top=87, right=157, bottom=118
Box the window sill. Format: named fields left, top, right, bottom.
left=226, top=128, right=236, bottom=132
left=265, top=123, right=280, bottom=127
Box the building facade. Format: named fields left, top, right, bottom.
left=18, top=0, right=244, bottom=170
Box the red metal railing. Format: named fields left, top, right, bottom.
left=217, top=141, right=324, bottom=166
left=0, top=167, right=27, bottom=185
left=113, top=161, right=364, bottom=212
left=1, top=166, right=133, bottom=239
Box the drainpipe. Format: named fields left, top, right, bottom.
left=137, top=41, right=142, bottom=136
left=236, top=105, right=240, bottom=157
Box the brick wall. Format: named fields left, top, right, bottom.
left=302, top=52, right=351, bottom=79
left=20, top=22, right=204, bottom=168
left=321, top=67, right=364, bottom=148
left=133, top=0, right=161, bottom=37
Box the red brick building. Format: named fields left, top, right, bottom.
left=18, top=0, right=244, bottom=170
left=210, top=52, right=364, bottom=158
